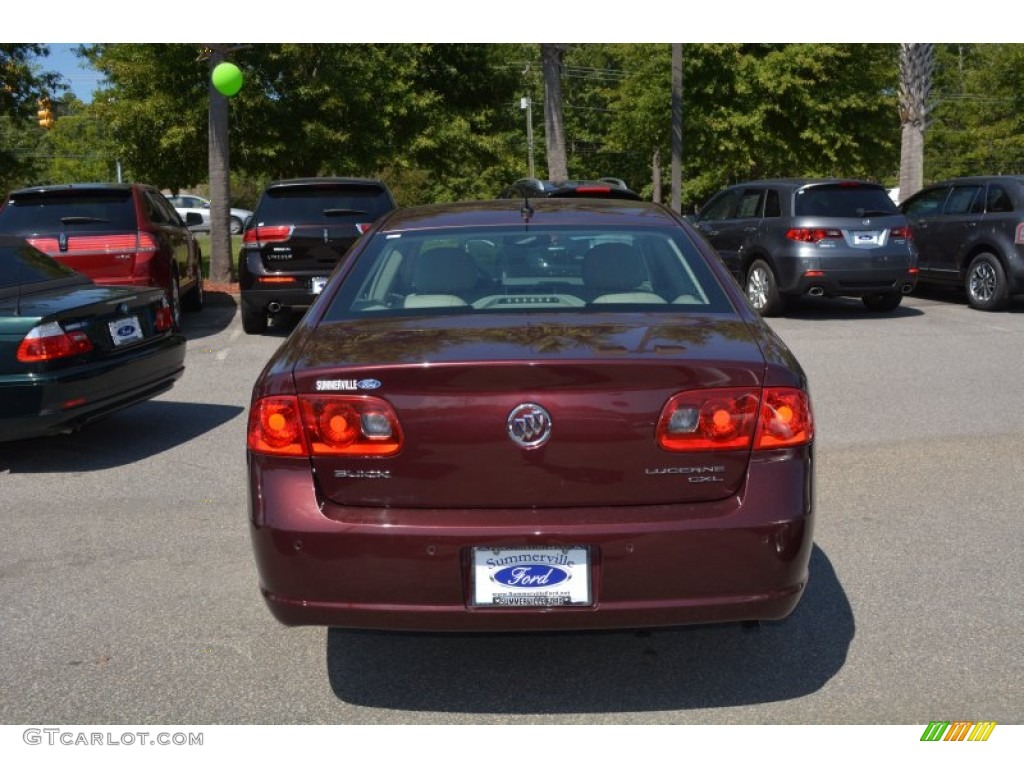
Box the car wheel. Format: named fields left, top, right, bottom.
left=168, top=272, right=183, bottom=329
left=230, top=216, right=243, bottom=235
left=966, top=252, right=1010, bottom=311
left=861, top=292, right=902, bottom=312
left=241, top=305, right=268, bottom=335
left=745, top=259, right=786, bottom=316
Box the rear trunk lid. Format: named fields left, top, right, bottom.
left=291, top=313, right=767, bottom=509
left=248, top=181, right=396, bottom=273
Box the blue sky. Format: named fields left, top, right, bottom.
left=41, top=44, right=103, bottom=103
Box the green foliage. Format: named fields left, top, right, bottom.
left=12, top=43, right=1024, bottom=214
left=927, top=44, right=1024, bottom=181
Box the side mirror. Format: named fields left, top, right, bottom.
left=185, top=212, right=204, bottom=227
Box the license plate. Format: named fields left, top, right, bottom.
left=471, top=546, right=591, bottom=607
left=108, top=315, right=144, bottom=346
left=311, top=277, right=328, bottom=295
left=852, top=230, right=882, bottom=246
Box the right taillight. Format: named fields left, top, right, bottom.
left=657, top=387, right=812, bottom=452
left=890, top=226, right=913, bottom=241
left=248, top=395, right=403, bottom=457
left=242, top=225, right=292, bottom=244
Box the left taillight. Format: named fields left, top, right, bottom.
left=248, top=395, right=403, bottom=457
left=17, top=321, right=94, bottom=362
left=656, top=387, right=813, bottom=452
left=154, top=297, right=175, bottom=331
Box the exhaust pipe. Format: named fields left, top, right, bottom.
left=901, top=283, right=913, bottom=294
left=267, top=301, right=283, bottom=314
left=808, top=286, right=825, bottom=297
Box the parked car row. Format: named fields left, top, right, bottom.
left=690, top=174, right=1024, bottom=315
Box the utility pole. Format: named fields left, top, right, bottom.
left=521, top=97, right=535, bottom=178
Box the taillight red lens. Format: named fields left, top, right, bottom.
left=17, top=322, right=94, bottom=362
left=754, top=389, right=814, bottom=449
left=890, top=226, right=913, bottom=240
left=657, top=387, right=812, bottom=452
left=154, top=299, right=174, bottom=331
left=657, top=388, right=760, bottom=451
left=355, top=223, right=373, bottom=234
left=248, top=396, right=307, bottom=456
left=248, top=395, right=403, bottom=457
left=243, top=225, right=292, bottom=244
left=136, top=231, right=159, bottom=252
left=786, top=228, right=842, bottom=243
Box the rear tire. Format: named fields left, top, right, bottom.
left=230, top=216, right=244, bottom=235
left=169, top=273, right=183, bottom=329
left=966, top=252, right=1009, bottom=311
left=745, top=259, right=786, bottom=316
left=241, top=305, right=268, bottom=335
left=861, top=292, right=902, bottom=312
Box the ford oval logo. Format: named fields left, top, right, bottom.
left=117, top=325, right=135, bottom=337
left=491, top=565, right=570, bottom=589
left=507, top=403, right=552, bottom=449
left=357, top=379, right=382, bottom=390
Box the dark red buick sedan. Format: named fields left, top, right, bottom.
left=247, top=198, right=814, bottom=632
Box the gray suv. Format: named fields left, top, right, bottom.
left=900, top=176, right=1024, bottom=311
left=694, top=179, right=918, bottom=315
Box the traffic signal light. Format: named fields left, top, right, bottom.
left=37, top=98, right=54, bottom=129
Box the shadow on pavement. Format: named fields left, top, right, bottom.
left=325, top=545, right=853, bottom=715
left=0, top=400, right=244, bottom=472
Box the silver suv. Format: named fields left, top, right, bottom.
left=694, top=179, right=918, bottom=315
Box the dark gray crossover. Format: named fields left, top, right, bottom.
left=900, top=175, right=1024, bottom=311
left=694, top=179, right=918, bottom=315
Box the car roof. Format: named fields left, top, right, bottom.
left=727, top=178, right=887, bottom=190
left=925, top=175, right=1024, bottom=185
left=377, top=198, right=674, bottom=231
left=264, top=177, right=389, bottom=189
left=8, top=182, right=147, bottom=196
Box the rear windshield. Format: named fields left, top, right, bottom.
left=323, top=224, right=734, bottom=319
left=0, top=240, right=81, bottom=288
left=0, top=189, right=137, bottom=233
left=795, top=184, right=898, bottom=217
left=253, top=184, right=394, bottom=225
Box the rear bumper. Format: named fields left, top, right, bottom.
left=249, top=447, right=814, bottom=632
left=0, top=334, right=186, bottom=442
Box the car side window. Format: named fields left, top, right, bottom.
left=763, top=189, right=781, bottom=218
left=986, top=185, right=1014, bottom=214
left=699, top=190, right=738, bottom=222
left=945, top=185, right=983, bottom=215
left=143, top=191, right=170, bottom=225
left=736, top=189, right=763, bottom=219
left=902, top=187, right=949, bottom=219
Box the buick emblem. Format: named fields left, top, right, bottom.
left=507, top=403, right=552, bottom=449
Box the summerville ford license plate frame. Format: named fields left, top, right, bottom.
left=470, top=546, right=591, bottom=608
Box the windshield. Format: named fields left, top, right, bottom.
left=0, top=240, right=82, bottom=288
left=323, top=224, right=734, bottom=319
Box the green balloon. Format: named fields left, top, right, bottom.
left=211, top=62, right=244, bottom=97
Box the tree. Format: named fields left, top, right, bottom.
left=540, top=44, right=569, bottom=182
left=897, top=43, right=934, bottom=202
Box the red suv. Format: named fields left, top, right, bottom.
left=0, top=183, right=205, bottom=327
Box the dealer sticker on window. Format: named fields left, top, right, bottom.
left=311, top=277, right=328, bottom=295
left=471, top=546, right=591, bottom=607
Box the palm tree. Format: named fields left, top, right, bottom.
left=897, top=43, right=934, bottom=203
left=540, top=44, right=568, bottom=183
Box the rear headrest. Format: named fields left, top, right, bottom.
left=412, top=247, right=478, bottom=294
left=582, top=242, right=647, bottom=293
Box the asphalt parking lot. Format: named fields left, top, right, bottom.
left=1, top=285, right=1021, bottom=725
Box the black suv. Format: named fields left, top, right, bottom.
left=899, top=176, right=1024, bottom=311
left=499, top=177, right=642, bottom=201
left=0, top=183, right=205, bottom=328
left=693, top=179, right=918, bottom=315
left=238, top=177, right=397, bottom=334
